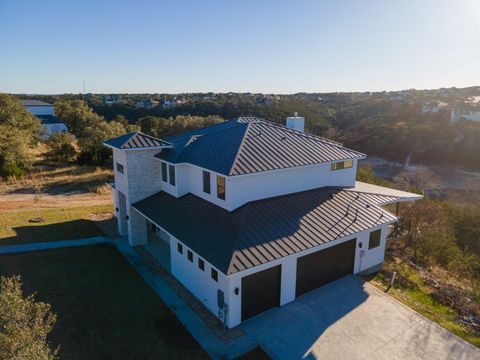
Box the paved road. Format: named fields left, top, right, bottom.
left=241, top=276, right=480, bottom=360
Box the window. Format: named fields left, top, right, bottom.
left=368, top=229, right=381, bottom=249
left=211, top=268, right=218, bottom=282
left=177, top=243, right=183, bottom=254
left=116, top=163, right=124, bottom=174
left=169, top=165, right=176, bottom=186
left=203, top=171, right=211, bottom=194
left=198, top=258, right=205, bottom=271
left=161, top=162, right=168, bottom=182
left=216, top=175, right=225, bottom=200
left=187, top=250, right=193, bottom=262
left=331, top=160, right=354, bottom=171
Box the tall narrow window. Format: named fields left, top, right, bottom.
left=161, top=162, right=168, bottom=182
left=216, top=175, right=225, bottom=200
left=169, top=165, right=176, bottom=186
left=368, top=229, right=381, bottom=249
left=203, top=171, right=211, bottom=194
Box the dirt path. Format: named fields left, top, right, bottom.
left=0, top=193, right=112, bottom=211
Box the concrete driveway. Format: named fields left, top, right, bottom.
left=241, top=276, right=480, bottom=360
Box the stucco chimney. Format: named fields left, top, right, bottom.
left=286, top=113, right=305, bottom=132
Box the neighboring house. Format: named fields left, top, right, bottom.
left=421, top=101, right=449, bottom=114
left=136, top=99, right=160, bottom=109
left=104, top=116, right=421, bottom=328
left=20, top=100, right=68, bottom=137
left=450, top=105, right=480, bottom=122
left=162, top=99, right=177, bottom=110
left=104, top=95, right=118, bottom=105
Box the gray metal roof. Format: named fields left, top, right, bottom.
left=133, top=187, right=400, bottom=275
left=36, top=115, right=65, bottom=125
left=104, top=132, right=172, bottom=150
left=156, top=117, right=365, bottom=176
left=20, top=100, right=52, bottom=106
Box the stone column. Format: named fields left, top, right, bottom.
left=127, top=207, right=147, bottom=246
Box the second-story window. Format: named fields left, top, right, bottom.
left=116, top=163, right=124, bottom=174
left=161, top=162, right=168, bottom=182
left=331, top=160, right=354, bottom=171
left=216, top=175, right=225, bottom=200
left=203, top=171, right=211, bottom=194
left=169, top=165, right=176, bottom=186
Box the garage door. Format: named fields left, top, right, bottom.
left=241, top=265, right=281, bottom=321
left=295, top=238, right=356, bottom=298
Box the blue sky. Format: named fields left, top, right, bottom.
left=1, top=0, right=479, bottom=94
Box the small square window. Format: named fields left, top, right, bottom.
left=177, top=243, right=183, bottom=254
left=198, top=258, right=205, bottom=271
left=116, top=163, right=124, bottom=174
left=211, top=268, right=218, bottom=282
left=187, top=250, right=193, bottom=262
left=369, top=229, right=381, bottom=249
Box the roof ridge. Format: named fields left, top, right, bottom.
left=227, top=122, right=252, bottom=176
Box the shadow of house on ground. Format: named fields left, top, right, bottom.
left=1, top=219, right=107, bottom=246
left=241, top=276, right=369, bottom=360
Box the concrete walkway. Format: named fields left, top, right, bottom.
left=114, top=238, right=257, bottom=359
left=0, top=236, right=112, bottom=254
left=241, top=275, right=480, bottom=360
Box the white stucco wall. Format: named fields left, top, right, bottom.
left=170, top=235, right=229, bottom=324
left=227, top=161, right=357, bottom=210
left=41, top=123, right=68, bottom=137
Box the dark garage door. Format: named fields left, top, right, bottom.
left=296, top=238, right=356, bottom=298
left=241, top=265, right=281, bottom=321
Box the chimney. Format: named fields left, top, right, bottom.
left=286, top=112, right=305, bottom=132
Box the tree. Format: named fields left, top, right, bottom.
left=0, top=94, right=41, bottom=178
left=54, top=100, right=102, bottom=137
left=77, top=121, right=133, bottom=165
left=45, top=133, right=77, bottom=162
left=0, top=276, right=58, bottom=360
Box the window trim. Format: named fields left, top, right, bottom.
left=161, top=162, right=168, bottom=182
left=211, top=268, right=218, bottom=282
left=198, top=258, right=205, bottom=271
left=177, top=243, right=183, bottom=254
left=203, top=170, right=211, bottom=194
left=368, top=229, right=382, bottom=250
left=116, top=162, right=124, bottom=174
left=169, top=164, right=176, bottom=186
left=331, top=160, right=354, bottom=171
left=187, top=250, right=193, bottom=262
left=216, top=175, right=226, bottom=200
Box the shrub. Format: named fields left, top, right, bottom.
left=46, top=133, right=77, bottom=162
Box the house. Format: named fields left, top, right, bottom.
left=103, top=95, right=118, bottom=105
left=104, top=116, right=421, bottom=328
left=421, top=101, right=449, bottom=114
left=20, top=100, right=68, bottom=137
left=135, top=99, right=160, bottom=109
left=450, top=104, right=480, bottom=122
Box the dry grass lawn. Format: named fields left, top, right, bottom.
left=0, top=245, right=209, bottom=360
left=0, top=205, right=113, bottom=245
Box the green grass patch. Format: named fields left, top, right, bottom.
left=0, top=205, right=112, bottom=245
left=0, top=245, right=208, bottom=359
left=367, top=258, right=480, bottom=347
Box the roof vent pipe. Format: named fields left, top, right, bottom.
left=286, top=114, right=305, bottom=132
